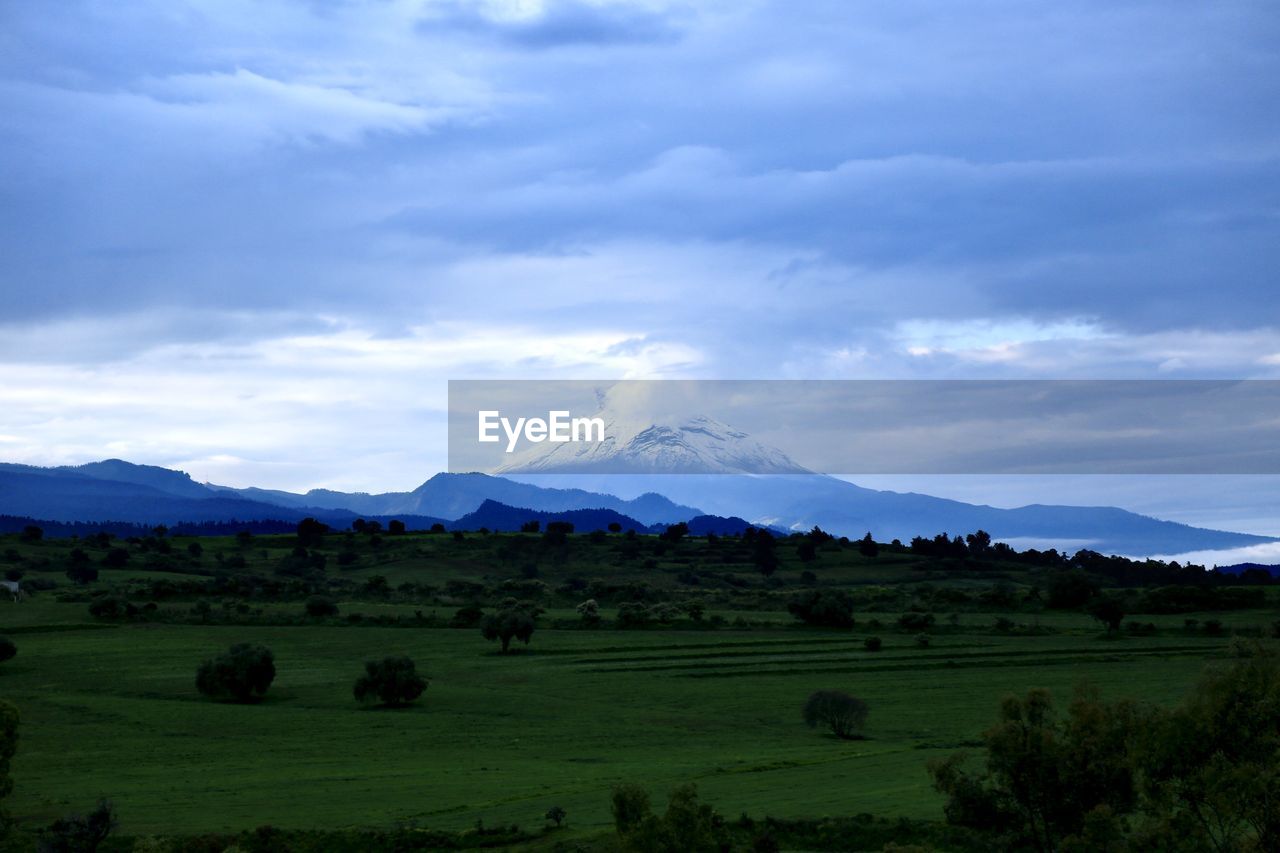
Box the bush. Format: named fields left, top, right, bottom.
left=914, top=633, right=931, bottom=648
left=87, top=595, right=136, bottom=620
left=38, top=798, right=117, bottom=853
left=0, top=637, right=15, bottom=664
left=101, top=548, right=130, bottom=569
left=803, top=689, right=869, bottom=739
left=788, top=589, right=855, bottom=628
left=353, top=656, right=428, bottom=708
left=196, top=643, right=275, bottom=703
left=545, top=805, right=566, bottom=827
left=65, top=564, right=99, bottom=585
left=304, top=596, right=339, bottom=618
left=864, top=636, right=883, bottom=652
left=897, top=612, right=935, bottom=631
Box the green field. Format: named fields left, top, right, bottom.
left=0, top=529, right=1274, bottom=848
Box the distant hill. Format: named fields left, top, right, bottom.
left=209, top=471, right=702, bottom=526
left=0, top=465, right=448, bottom=531
left=1216, top=562, right=1280, bottom=577
left=447, top=499, right=646, bottom=533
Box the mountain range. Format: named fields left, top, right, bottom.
left=0, top=458, right=1274, bottom=556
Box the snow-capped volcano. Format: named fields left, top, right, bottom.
left=495, top=405, right=810, bottom=474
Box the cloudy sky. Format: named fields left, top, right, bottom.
left=1, top=0, right=1278, bottom=523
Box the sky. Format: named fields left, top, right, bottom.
left=1, top=0, right=1279, bottom=528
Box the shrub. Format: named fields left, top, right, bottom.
left=196, top=644, right=275, bottom=703
left=304, top=596, right=339, bottom=619
left=87, top=595, right=136, bottom=620
left=38, top=798, right=117, bottom=853
left=65, top=564, right=99, bottom=585
left=914, top=633, right=931, bottom=648
left=576, top=599, right=601, bottom=627
left=353, top=656, right=428, bottom=708
left=802, top=690, right=869, bottom=739
left=897, top=612, right=935, bottom=631
left=450, top=605, right=485, bottom=628
left=788, top=589, right=855, bottom=628
left=544, top=805, right=566, bottom=827
left=101, top=548, right=130, bottom=568
left=0, top=637, right=15, bottom=664
left=864, top=636, right=883, bottom=652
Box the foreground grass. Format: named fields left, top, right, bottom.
left=0, top=617, right=1229, bottom=838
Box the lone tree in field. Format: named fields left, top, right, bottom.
left=196, top=643, right=275, bottom=703
left=482, top=603, right=536, bottom=653
left=0, top=637, right=16, bottom=665
left=1087, top=596, right=1126, bottom=634
left=545, top=805, right=566, bottom=828
left=803, top=690, right=869, bottom=740
left=353, top=656, right=428, bottom=708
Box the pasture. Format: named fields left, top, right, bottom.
left=0, top=529, right=1273, bottom=847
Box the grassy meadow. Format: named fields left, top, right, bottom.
left=0, top=527, right=1274, bottom=848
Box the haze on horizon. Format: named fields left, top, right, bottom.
left=1, top=1, right=1278, bottom=532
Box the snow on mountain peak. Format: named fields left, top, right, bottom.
left=494, top=401, right=809, bottom=474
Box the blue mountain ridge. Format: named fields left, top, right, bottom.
left=0, top=460, right=1274, bottom=556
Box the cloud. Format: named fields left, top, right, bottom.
left=419, top=0, right=685, bottom=49
left=1, top=0, right=1279, bottom=502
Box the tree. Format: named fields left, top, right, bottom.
left=0, top=700, right=16, bottom=822
left=187, top=541, right=203, bottom=558
left=796, top=540, right=817, bottom=562
left=611, top=784, right=652, bottom=836
left=543, top=521, right=573, bottom=546
left=1046, top=570, right=1098, bottom=609
left=521, top=520, right=540, bottom=533
left=65, top=563, right=98, bottom=585
left=545, top=805, right=566, bottom=828
left=611, top=783, right=725, bottom=852
left=101, top=548, right=129, bottom=569
left=929, top=686, right=1143, bottom=853
left=0, top=638, right=14, bottom=664
left=196, top=643, right=275, bottom=703
left=304, top=596, right=339, bottom=618
left=296, top=517, right=329, bottom=547
left=965, top=529, right=993, bottom=558
left=482, top=604, right=536, bottom=653
left=38, top=799, right=116, bottom=853
left=19, top=525, right=42, bottom=542
left=752, top=530, right=778, bottom=576
left=660, top=522, right=688, bottom=543
left=608, top=522, right=622, bottom=533
left=803, top=690, right=869, bottom=740
left=1087, top=597, right=1125, bottom=634
left=1135, top=642, right=1280, bottom=852
left=353, top=656, right=428, bottom=708
left=858, top=532, right=879, bottom=558
left=387, top=519, right=406, bottom=535
left=864, top=636, right=882, bottom=652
